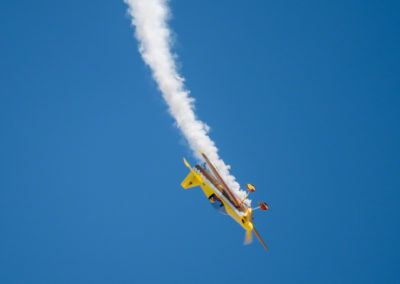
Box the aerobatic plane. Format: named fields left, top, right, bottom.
left=181, top=151, right=269, bottom=250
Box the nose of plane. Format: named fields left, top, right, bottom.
left=241, top=208, right=254, bottom=230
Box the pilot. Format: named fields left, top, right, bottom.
left=208, top=193, right=227, bottom=214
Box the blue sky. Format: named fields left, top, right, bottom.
left=1, top=1, right=399, bottom=283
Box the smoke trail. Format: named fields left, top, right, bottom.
left=124, top=0, right=248, bottom=204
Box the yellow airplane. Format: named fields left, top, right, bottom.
left=181, top=151, right=269, bottom=250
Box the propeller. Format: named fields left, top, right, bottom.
left=244, top=229, right=253, bottom=244
left=253, top=226, right=268, bottom=250
left=241, top=183, right=269, bottom=250
left=243, top=211, right=268, bottom=250
left=244, top=225, right=268, bottom=250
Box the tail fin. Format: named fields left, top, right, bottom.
left=181, top=171, right=201, bottom=189
left=181, top=158, right=201, bottom=189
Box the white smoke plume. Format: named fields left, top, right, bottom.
left=124, top=0, right=249, bottom=204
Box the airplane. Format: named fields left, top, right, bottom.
left=181, top=151, right=269, bottom=250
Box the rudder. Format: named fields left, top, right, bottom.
left=181, top=171, right=201, bottom=189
